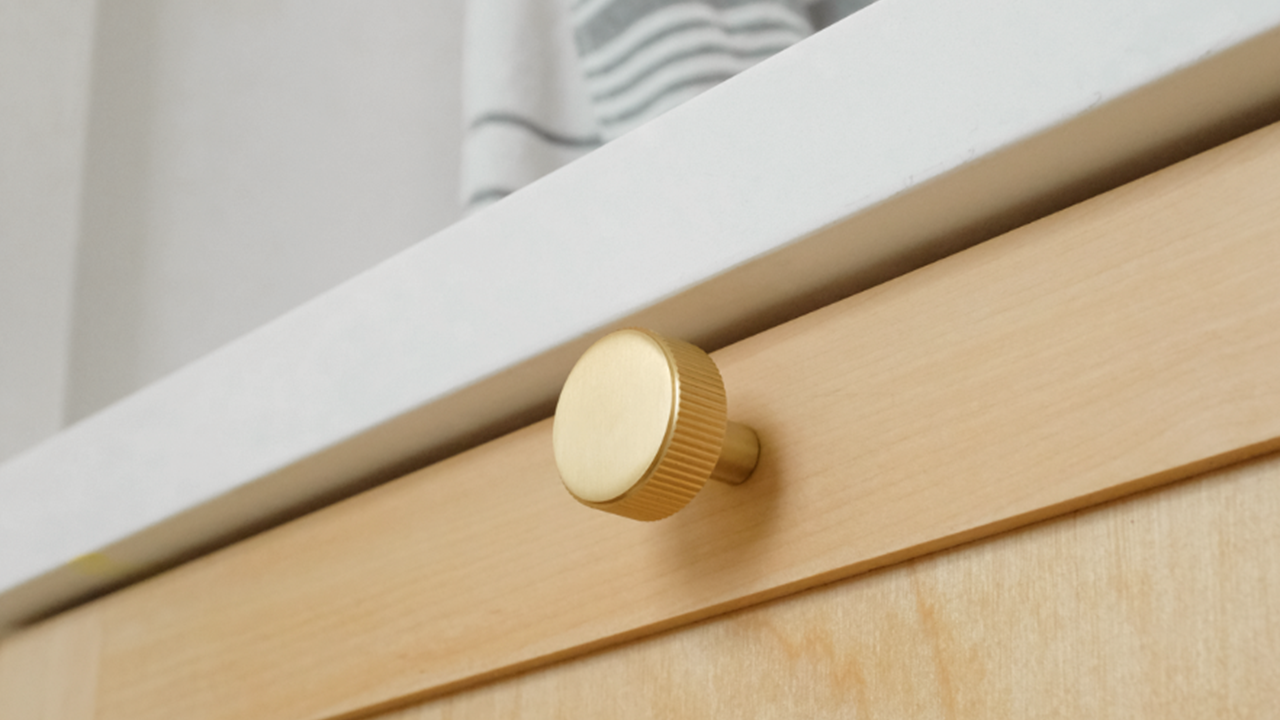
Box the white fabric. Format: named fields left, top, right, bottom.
left=459, top=0, right=601, bottom=210
left=572, top=1, right=813, bottom=138
left=459, top=0, right=868, bottom=211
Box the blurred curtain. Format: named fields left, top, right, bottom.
left=460, top=0, right=874, bottom=211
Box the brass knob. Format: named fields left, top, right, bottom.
left=552, top=328, right=760, bottom=521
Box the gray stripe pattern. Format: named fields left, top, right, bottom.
left=466, top=187, right=516, bottom=207
left=600, top=71, right=737, bottom=124
left=570, top=0, right=815, bottom=138
left=459, top=0, right=602, bottom=212
left=590, top=42, right=790, bottom=101
left=460, top=0, right=875, bottom=212
left=469, top=112, right=604, bottom=148
left=583, top=17, right=804, bottom=78
left=806, top=0, right=879, bottom=28
left=574, top=0, right=806, bottom=53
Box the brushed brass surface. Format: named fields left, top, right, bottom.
left=552, top=329, right=760, bottom=520
left=552, top=331, right=673, bottom=503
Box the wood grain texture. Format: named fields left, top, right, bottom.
left=382, top=449, right=1280, bottom=719
left=90, top=121, right=1280, bottom=720
left=0, top=604, right=99, bottom=720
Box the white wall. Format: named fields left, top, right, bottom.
left=1, top=0, right=466, bottom=459
left=65, top=0, right=466, bottom=421
left=0, top=0, right=97, bottom=462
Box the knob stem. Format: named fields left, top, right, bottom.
left=709, top=421, right=760, bottom=485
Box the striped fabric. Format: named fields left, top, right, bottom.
left=571, top=0, right=813, bottom=139
left=459, top=0, right=874, bottom=211
left=459, top=0, right=602, bottom=210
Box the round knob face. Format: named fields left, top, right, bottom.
left=552, top=328, right=732, bottom=521
left=552, top=330, right=675, bottom=503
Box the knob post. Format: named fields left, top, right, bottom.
left=710, top=421, right=759, bottom=485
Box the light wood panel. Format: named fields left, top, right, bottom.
left=0, top=604, right=99, bottom=720
left=89, top=121, right=1280, bottom=720
left=382, top=449, right=1280, bottom=719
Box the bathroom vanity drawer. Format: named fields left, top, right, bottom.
left=370, top=448, right=1280, bottom=718
left=4, top=116, right=1280, bottom=720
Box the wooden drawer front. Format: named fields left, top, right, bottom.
left=377, top=450, right=1280, bottom=718
left=4, top=121, right=1280, bottom=720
